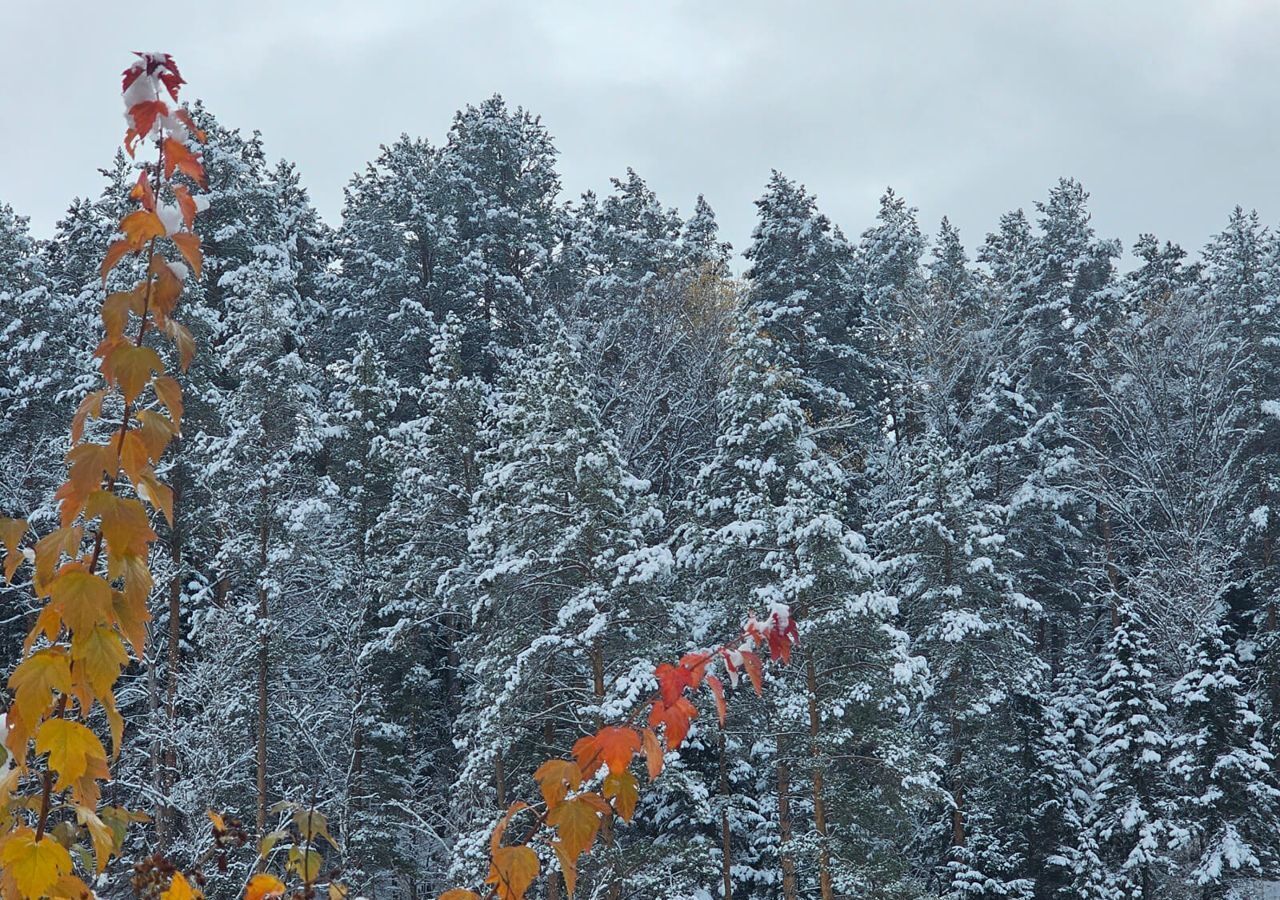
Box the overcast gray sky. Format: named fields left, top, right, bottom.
left=4, top=1, right=1279, bottom=264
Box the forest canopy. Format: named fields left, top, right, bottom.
left=1, top=52, right=1279, bottom=900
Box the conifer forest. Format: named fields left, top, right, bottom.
left=2, top=38, right=1280, bottom=900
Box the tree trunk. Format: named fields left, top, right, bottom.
left=806, top=658, right=834, bottom=900
left=255, top=487, right=271, bottom=835
left=949, top=742, right=965, bottom=847
left=159, top=480, right=182, bottom=845
left=778, top=754, right=798, bottom=900
left=719, top=731, right=733, bottom=900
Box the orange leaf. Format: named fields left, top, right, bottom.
left=641, top=727, right=664, bottom=780
left=438, top=892, right=482, bottom=900
left=174, top=108, right=206, bottom=143
left=706, top=673, right=727, bottom=725
left=152, top=376, right=183, bottom=430
left=102, top=290, right=140, bottom=340
left=648, top=696, right=697, bottom=751
left=100, top=240, right=131, bottom=283
left=741, top=650, right=764, bottom=697
left=174, top=184, right=197, bottom=229
left=136, top=471, right=175, bottom=525
left=71, top=390, right=107, bottom=444
left=106, top=344, right=165, bottom=404
left=486, top=845, right=538, bottom=900
left=161, top=319, right=195, bottom=371
left=119, top=209, right=165, bottom=250
left=654, top=662, right=693, bottom=706
left=160, top=871, right=201, bottom=900
left=171, top=232, right=202, bottom=279
left=546, top=795, right=603, bottom=860
left=572, top=725, right=640, bottom=778
left=127, top=100, right=168, bottom=142
left=130, top=170, right=157, bottom=213
left=147, top=258, right=184, bottom=323
left=246, top=874, right=286, bottom=900
left=533, top=759, right=581, bottom=810
left=163, top=138, right=206, bottom=188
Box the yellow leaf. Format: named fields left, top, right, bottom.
left=101, top=691, right=124, bottom=761
left=8, top=649, right=72, bottom=748
left=0, top=827, right=72, bottom=899
left=85, top=492, right=156, bottom=563
left=71, top=623, right=129, bottom=703
left=603, top=769, right=639, bottom=822
left=52, top=873, right=96, bottom=898
left=55, top=444, right=119, bottom=525
left=258, top=828, right=289, bottom=860
left=0, top=516, right=27, bottom=583
left=438, top=891, right=482, bottom=900
left=112, top=588, right=151, bottom=658
left=76, top=804, right=116, bottom=873
left=245, top=873, right=286, bottom=900
left=34, top=719, right=108, bottom=794
left=135, top=409, right=178, bottom=462
left=293, top=808, right=339, bottom=849
left=118, top=209, right=165, bottom=250
left=33, top=527, right=83, bottom=593
left=288, top=846, right=323, bottom=883
left=328, top=883, right=350, bottom=900
left=107, top=344, right=165, bottom=405
left=48, top=566, right=114, bottom=636
left=111, top=550, right=153, bottom=611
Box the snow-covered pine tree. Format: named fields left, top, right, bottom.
left=871, top=431, right=1043, bottom=899
left=675, top=313, right=924, bottom=899
left=445, top=326, right=668, bottom=897
left=744, top=171, right=866, bottom=434
left=435, top=96, right=561, bottom=379
left=328, top=134, right=442, bottom=390
left=1167, top=621, right=1280, bottom=895
left=1080, top=602, right=1173, bottom=900
left=365, top=313, right=486, bottom=895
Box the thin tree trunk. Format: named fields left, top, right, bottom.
left=778, top=754, right=798, bottom=900
left=806, top=658, right=834, bottom=900
left=159, top=481, right=182, bottom=845
left=719, top=731, right=732, bottom=900
left=950, top=742, right=965, bottom=847
left=255, top=486, right=270, bottom=835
